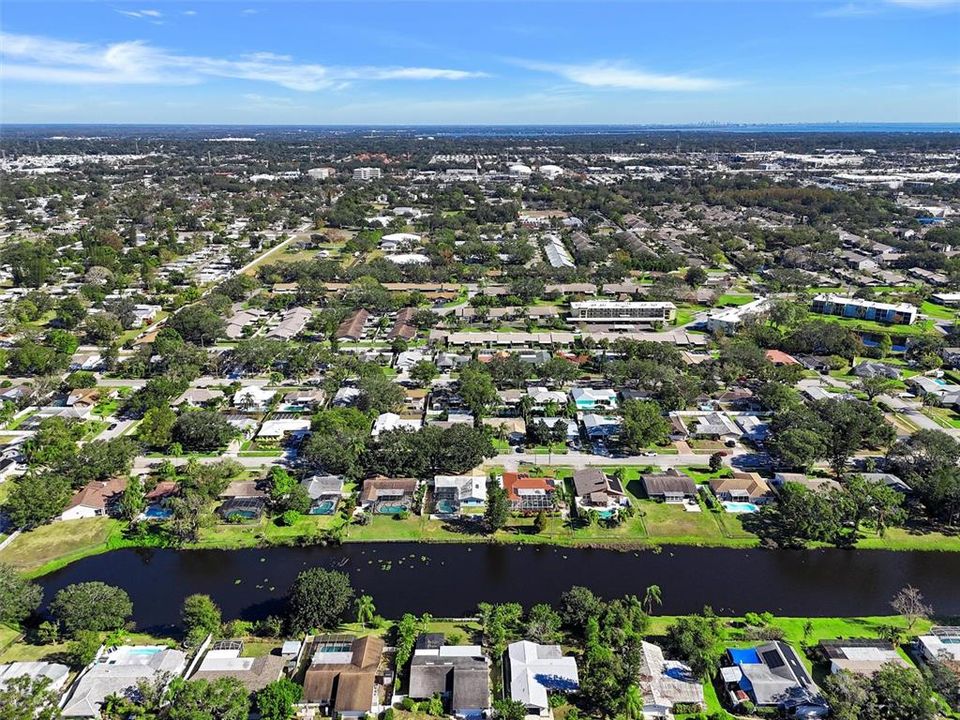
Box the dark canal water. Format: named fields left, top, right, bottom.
left=36, top=544, right=960, bottom=634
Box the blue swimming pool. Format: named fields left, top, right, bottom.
left=378, top=504, right=408, bottom=515
left=143, top=505, right=172, bottom=520
left=723, top=501, right=759, bottom=514
left=435, top=499, right=457, bottom=514
left=310, top=500, right=336, bottom=515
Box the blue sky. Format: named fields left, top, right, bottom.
left=2, top=0, right=958, bottom=124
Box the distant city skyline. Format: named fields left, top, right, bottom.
left=2, top=0, right=959, bottom=125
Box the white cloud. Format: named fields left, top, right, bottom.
left=518, top=60, right=734, bottom=92
left=0, top=32, right=487, bottom=91
left=818, top=3, right=880, bottom=17
left=182, top=10, right=197, bottom=16
left=115, top=8, right=163, bottom=20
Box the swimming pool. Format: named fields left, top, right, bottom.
left=723, top=501, right=759, bottom=514
left=143, top=505, right=172, bottom=520
left=378, top=504, right=408, bottom=515
left=435, top=499, right=457, bottom=514
left=310, top=500, right=336, bottom=515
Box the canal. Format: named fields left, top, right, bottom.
left=36, top=544, right=960, bottom=634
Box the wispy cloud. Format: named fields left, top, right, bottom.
left=517, top=60, right=735, bottom=92
left=818, top=3, right=880, bottom=17
left=0, top=32, right=487, bottom=91
left=115, top=8, right=163, bottom=19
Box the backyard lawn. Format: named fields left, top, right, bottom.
left=0, top=517, right=122, bottom=576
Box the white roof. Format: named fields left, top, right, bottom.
left=507, top=640, right=579, bottom=709
left=0, top=661, right=70, bottom=690
left=257, top=417, right=310, bottom=438
left=381, top=232, right=422, bottom=242
left=372, top=412, right=422, bottom=436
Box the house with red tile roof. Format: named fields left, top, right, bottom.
left=501, top=472, right=556, bottom=512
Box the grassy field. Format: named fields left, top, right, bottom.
left=0, top=630, right=176, bottom=664
left=0, top=518, right=123, bottom=576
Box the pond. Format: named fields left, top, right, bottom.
left=35, top=544, right=960, bottom=634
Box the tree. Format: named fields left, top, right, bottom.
left=65, top=630, right=101, bottom=668
left=4, top=473, right=73, bottom=529
left=51, top=582, right=133, bottom=637
left=165, top=677, right=250, bottom=720
left=823, top=664, right=936, bottom=720
left=619, top=400, right=669, bottom=452
left=843, top=475, right=906, bottom=536
left=0, top=564, right=43, bottom=625
left=533, top=509, right=548, bottom=533
left=287, top=568, right=355, bottom=634
left=409, top=360, right=439, bottom=386
left=622, top=684, right=644, bottom=720
left=859, top=376, right=896, bottom=401
left=355, top=594, right=376, bottom=627
left=891, top=585, right=932, bottom=632
left=84, top=312, right=122, bottom=345
left=767, top=427, right=824, bottom=471
left=493, top=699, right=527, bottom=720
left=172, top=410, right=236, bottom=451
left=559, top=586, right=602, bottom=633
left=708, top=452, right=723, bottom=473
left=0, top=675, right=63, bottom=720
left=643, top=585, right=662, bottom=615
left=255, top=678, right=302, bottom=720
left=666, top=608, right=725, bottom=678
left=138, top=406, right=176, bottom=449
left=459, top=364, right=498, bottom=425
left=182, top=594, right=222, bottom=647
left=117, top=476, right=146, bottom=521
left=525, top=603, right=563, bottom=644
left=684, top=265, right=708, bottom=287
left=484, top=481, right=510, bottom=532
left=167, top=492, right=206, bottom=544
left=167, top=305, right=226, bottom=346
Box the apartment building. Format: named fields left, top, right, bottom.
left=569, top=301, right=676, bottom=324
left=811, top=293, right=918, bottom=325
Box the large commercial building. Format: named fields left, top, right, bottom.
left=569, top=301, right=676, bottom=324
left=811, top=293, right=918, bottom=325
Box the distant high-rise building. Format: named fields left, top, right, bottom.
left=353, top=167, right=382, bottom=181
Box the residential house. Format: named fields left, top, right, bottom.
left=217, top=481, right=267, bottom=521
left=433, top=475, right=487, bottom=515
left=0, top=661, right=70, bottom=693
left=581, top=413, right=621, bottom=440
left=409, top=634, right=490, bottom=719
left=371, top=412, right=422, bottom=437
left=818, top=639, right=911, bottom=676
left=527, top=386, right=568, bottom=409
left=765, top=350, right=799, bottom=366
left=570, top=387, right=618, bottom=411
left=336, top=310, right=370, bottom=341
left=173, top=388, right=223, bottom=408
left=233, top=385, right=275, bottom=411
left=501, top=472, right=557, bottom=512
left=918, top=627, right=960, bottom=665
left=720, top=642, right=827, bottom=717
left=572, top=468, right=628, bottom=510
left=505, top=641, right=579, bottom=716
left=852, top=362, right=901, bottom=380
left=256, top=417, right=311, bottom=444
left=709, top=472, right=774, bottom=504
left=65, top=387, right=101, bottom=408
left=60, top=478, right=127, bottom=521
left=302, top=635, right=385, bottom=719
left=771, top=473, right=842, bottom=494
left=637, top=641, right=704, bottom=718
left=62, top=646, right=187, bottom=718
left=860, top=472, right=912, bottom=494
left=690, top=412, right=742, bottom=442
left=266, top=306, right=312, bottom=340
left=300, top=475, right=345, bottom=515
left=189, top=642, right=284, bottom=693
left=359, top=477, right=419, bottom=513
left=641, top=470, right=697, bottom=503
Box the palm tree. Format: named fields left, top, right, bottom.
left=355, top=594, right=376, bottom=627
left=622, top=684, right=644, bottom=720
left=643, top=584, right=662, bottom=615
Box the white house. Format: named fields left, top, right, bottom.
left=233, top=386, right=275, bottom=411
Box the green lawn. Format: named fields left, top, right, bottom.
left=815, top=313, right=938, bottom=338
left=0, top=631, right=175, bottom=664
left=715, top=294, right=755, bottom=306
left=920, top=301, right=957, bottom=321
left=0, top=518, right=123, bottom=576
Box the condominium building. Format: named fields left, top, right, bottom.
left=352, top=167, right=383, bottom=181
left=706, top=298, right=770, bottom=334
left=811, top=293, right=918, bottom=325
left=569, top=301, right=676, bottom=324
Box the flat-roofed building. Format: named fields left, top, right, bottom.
left=706, top=298, right=770, bottom=334
left=569, top=301, right=676, bottom=324
left=811, top=293, right=918, bottom=325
